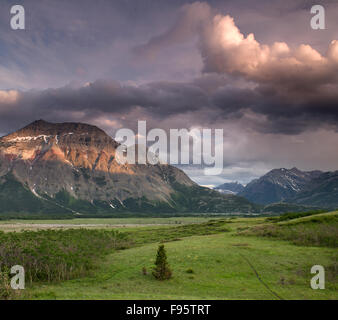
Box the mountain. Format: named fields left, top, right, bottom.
left=215, top=182, right=244, bottom=195
left=0, top=120, right=258, bottom=216
left=289, top=171, right=338, bottom=208
left=238, top=167, right=323, bottom=205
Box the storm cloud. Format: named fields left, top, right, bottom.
left=1, top=0, right=338, bottom=185
left=1, top=74, right=338, bottom=137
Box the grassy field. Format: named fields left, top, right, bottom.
left=0, top=217, right=216, bottom=225
left=243, top=211, right=338, bottom=247
left=0, top=213, right=337, bottom=300
left=0, top=217, right=215, bottom=232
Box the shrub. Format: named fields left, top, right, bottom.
left=244, top=221, right=338, bottom=247
left=0, top=269, right=19, bottom=300
left=152, top=245, right=172, bottom=280
left=0, top=229, right=131, bottom=285
left=270, top=210, right=327, bottom=223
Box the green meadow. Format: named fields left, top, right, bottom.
left=0, top=212, right=337, bottom=300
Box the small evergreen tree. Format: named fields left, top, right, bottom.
left=152, top=245, right=172, bottom=280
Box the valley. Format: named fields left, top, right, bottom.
left=0, top=120, right=337, bottom=301
left=1, top=211, right=337, bottom=300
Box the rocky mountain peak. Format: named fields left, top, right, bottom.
left=238, top=167, right=325, bottom=205
left=7, top=119, right=109, bottom=139
left=0, top=120, right=257, bottom=215
left=215, top=181, right=244, bottom=195
left=0, top=120, right=121, bottom=173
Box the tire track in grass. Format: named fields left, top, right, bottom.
left=239, top=253, right=284, bottom=300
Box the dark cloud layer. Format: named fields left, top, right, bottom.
left=1, top=76, right=338, bottom=136
left=1, top=1, right=337, bottom=149
left=130, top=1, right=338, bottom=135
left=1, top=1, right=338, bottom=184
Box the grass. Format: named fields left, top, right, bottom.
left=0, top=216, right=215, bottom=226
left=0, top=229, right=131, bottom=292
left=277, top=211, right=338, bottom=225
left=0, top=219, right=231, bottom=299
left=243, top=211, right=338, bottom=248
left=124, top=219, right=232, bottom=245
left=266, top=209, right=329, bottom=222
left=0, top=217, right=219, bottom=233
left=0, top=212, right=337, bottom=300
left=27, top=232, right=337, bottom=300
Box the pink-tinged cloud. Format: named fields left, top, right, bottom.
left=137, top=2, right=338, bottom=92
left=200, top=14, right=338, bottom=90
left=0, top=90, right=19, bottom=104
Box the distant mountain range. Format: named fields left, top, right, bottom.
left=214, top=182, right=244, bottom=195
left=0, top=120, right=257, bottom=216
left=1, top=120, right=336, bottom=217
left=290, top=170, right=338, bottom=208
left=216, top=167, right=338, bottom=209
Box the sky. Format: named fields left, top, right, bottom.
left=0, top=0, right=338, bottom=186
